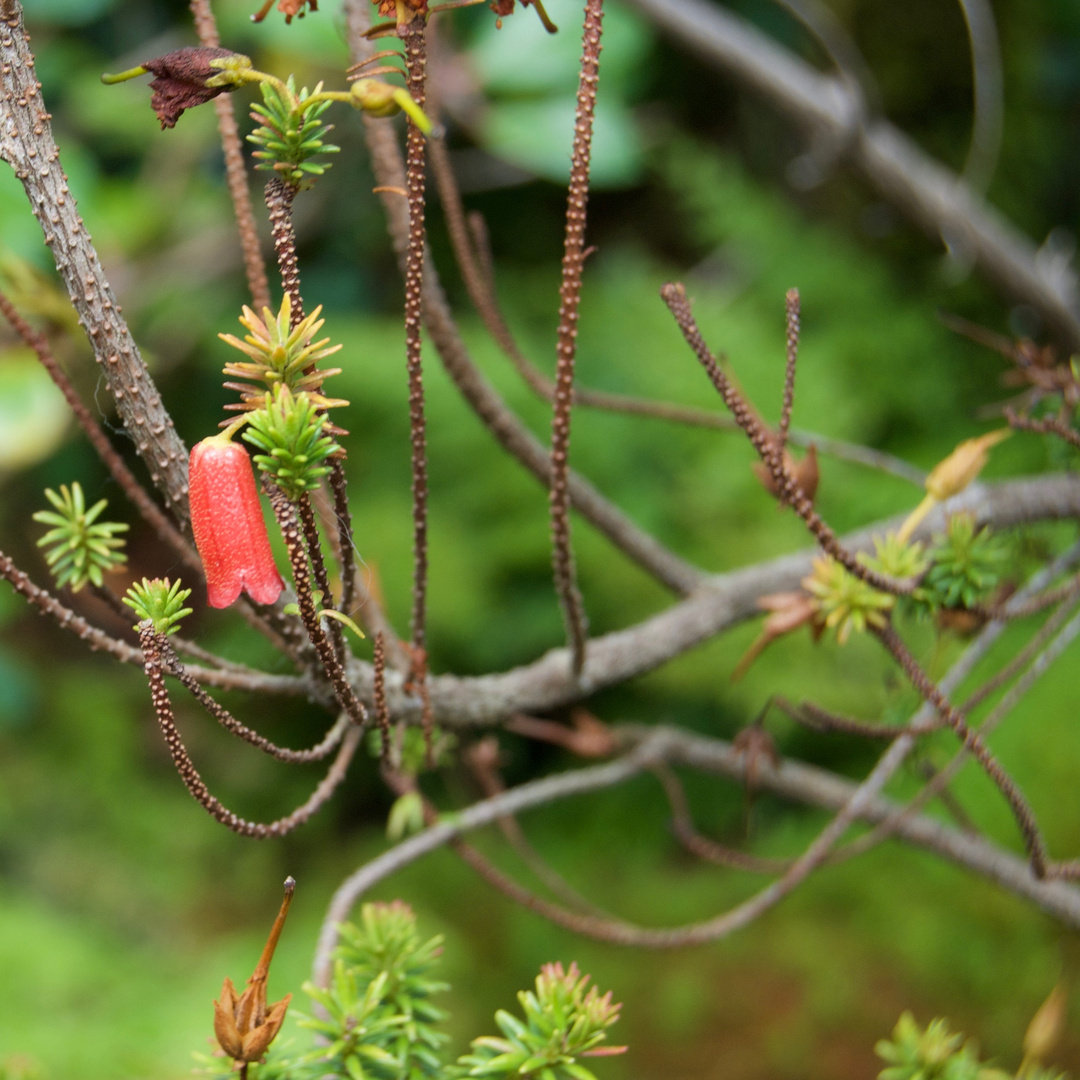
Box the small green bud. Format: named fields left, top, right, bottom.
left=123, top=577, right=193, bottom=635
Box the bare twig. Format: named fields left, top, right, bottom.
left=873, top=620, right=1048, bottom=876
left=778, top=288, right=799, bottom=455
left=140, top=622, right=361, bottom=837
left=161, top=639, right=351, bottom=763
left=314, top=723, right=1080, bottom=984
left=549, top=0, right=605, bottom=674
left=266, top=482, right=369, bottom=726
left=400, top=17, right=431, bottom=670
left=348, top=2, right=703, bottom=597
left=188, top=0, right=271, bottom=312
left=662, top=281, right=914, bottom=595
left=430, top=150, right=925, bottom=487
left=0, top=547, right=311, bottom=694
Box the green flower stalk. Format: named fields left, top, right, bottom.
left=123, top=578, right=193, bottom=635
left=243, top=386, right=342, bottom=501
left=33, top=483, right=128, bottom=591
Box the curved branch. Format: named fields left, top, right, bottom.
left=1, top=2, right=191, bottom=515
left=313, top=722, right=1080, bottom=985
left=354, top=473, right=1080, bottom=727
left=619, top=0, right=1080, bottom=347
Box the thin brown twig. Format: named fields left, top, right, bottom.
left=652, top=763, right=789, bottom=873
left=840, top=599, right=1080, bottom=866
left=0, top=547, right=312, bottom=694
left=1005, top=409, right=1080, bottom=450
left=348, top=10, right=703, bottom=598
left=266, top=481, right=369, bottom=726
left=772, top=695, right=941, bottom=739
left=297, top=494, right=345, bottom=660
left=550, top=0, right=604, bottom=675
left=139, top=622, right=361, bottom=837
left=872, top=619, right=1048, bottom=876
left=160, top=638, right=350, bottom=763
left=188, top=0, right=271, bottom=313
left=661, top=281, right=914, bottom=596
left=465, top=737, right=615, bottom=915
left=400, top=16, right=431, bottom=667
left=778, top=288, right=799, bottom=456
left=431, top=165, right=925, bottom=487
left=961, top=592, right=1080, bottom=712
left=373, top=633, right=392, bottom=763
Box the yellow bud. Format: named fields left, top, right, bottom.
left=925, top=429, right=1010, bottom=501
left=349, top=78, right=398, bottom=117
left=1023, top=982, right=1067, bottom=1064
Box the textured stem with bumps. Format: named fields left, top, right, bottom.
left=400, top=16, right=431, bottom=663
left=778, top=288, right=799, bottom=456
left=266, top=481, right=368, bottom=726
left=139, top=622, right=361, bottom=837
left=298, top=494, right=345, bottom=659
left=661, top=281, right=913, bottom=596
left=0, top=2, right=190, bottom=516
left=265, top=177, right=305, bottom=323
left=872, top=619, right=1048, bottom=876
left=550, top=0, right=604, bottom=675
left=0, top=547, right=311, bottom=693
left=188, top=0, right=271, bottom=313
left=161, top=639, right=349, bottom=763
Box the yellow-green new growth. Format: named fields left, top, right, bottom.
left=33, top=483, right=128, bottom=591
left=804, top=556, right=894, bottom=644
left=123, top=577, right=193, bottom=636
left=219, top=295, right=348, bottom=415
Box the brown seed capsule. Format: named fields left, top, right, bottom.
left=212, top=877, right=296, bottom=1065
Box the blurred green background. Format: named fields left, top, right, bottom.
left=2, top=0, right=1080, bottom=1077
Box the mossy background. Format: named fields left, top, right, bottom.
left=2, top=0, right=1080, bottom=1077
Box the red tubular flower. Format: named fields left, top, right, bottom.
left=188, top=436, right=284, bottom=609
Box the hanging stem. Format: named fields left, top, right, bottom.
left=189, top=0, right=271, bottom=313
left=550, top=0, right=604, bottom=676
left=400, top=16, right=432, bottom=676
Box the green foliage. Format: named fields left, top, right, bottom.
left=32, top=482, right=127, bottom=591
left=196, top=906, right=623, bottom=1080
left=924, top=514, right=1009, bottom=610
left=243, top=386, right=341, bottom=501
left=860, top=533, right=931, bottom=580
left=122, top=577, right=193, bottom=635
left=803, top=555, right=894, bottom=644
left=875, top=1012, right=1065, bottom=1080
left=459, top=961, right=624, bottom=1080
left=219, top=296, right=347, bottom=413
left=248, top=77, right=340, bottom=189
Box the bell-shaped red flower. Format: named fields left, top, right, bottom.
left=188, top=435, right=284, bottom=609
